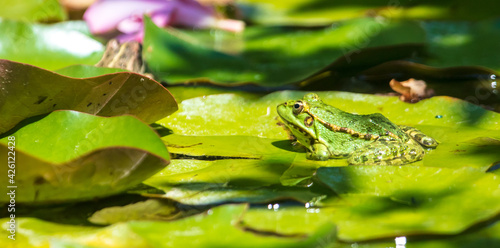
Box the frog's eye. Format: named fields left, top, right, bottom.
left=292, top=101, right=304, bottom=114
left=304, top=116, right=314, bottom=127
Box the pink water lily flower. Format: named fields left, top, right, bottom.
left=84, top=0, right=244, bottom=42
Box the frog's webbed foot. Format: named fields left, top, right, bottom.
left=399, top=125, right=438, bottom=148
left=348, top=140, right=425, bottom=165
left=306, top=142, right=331, bottom=161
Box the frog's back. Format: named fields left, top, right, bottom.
left=362, top=113, right=408, bottom=141
left=309, top=103, right=404, bottom=139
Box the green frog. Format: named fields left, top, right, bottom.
left=277, top=93, right=438, bottom=165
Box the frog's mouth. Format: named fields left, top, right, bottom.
left=277, top=103, right=318, bottom=141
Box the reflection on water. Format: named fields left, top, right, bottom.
left=267, top=203, right=280, bottom=211
left=306, top=208, right=320, bottom=213
left=491, top=74, right=498, bottom=94
left=304, top=202, right=321, bottom=213
left=395, top=236, right=407, bottom=248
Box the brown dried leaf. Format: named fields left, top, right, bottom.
left=389, top=78, right=434, bottom=103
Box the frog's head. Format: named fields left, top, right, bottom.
left=277, top=96, right=320, bottom=147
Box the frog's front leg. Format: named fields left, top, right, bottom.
left=306, top=142, right=331, bottom=161
left=399, top=125, right=438, bottom=148
left=348, top=140, right=425, bottom=165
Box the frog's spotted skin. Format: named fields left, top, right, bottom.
left=276, top=93, right=438, bottom=165
left=347, top=139, right=425, bottom=165
left=399, top=125, right=439, bottom=148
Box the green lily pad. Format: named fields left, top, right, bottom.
left=0, top=110, right=170, bottom=203
left=162, top=133, right=342, bottom=184
left=382, top=220, right=500, bottom=248
left=0, top=204, right=337, bottom=247
left=315, top=166, right=500, bottom=241
left=148, top=184, right=324, bottom=206
left=157, top=92, right=290, bottom=138
left=242, top=201, right=500, bottom=246
left=163, top=134, right=295, bottom=159
left=55, top=65, right=128, bottom=78
left=0, top=20, right=102, bottom=70
left=157, top=91, right=500, bottom=139
left=155, top=91, right=499, bottom=191
left=146, top=159, right=288, bottom=186
left=240, top=166, right=500, bottom=242
left=341, top=219, right=500, bottom=247
left=144, top=17, right=425, bottom=86
left=88, top=199, right=179, bottom=225
left=237, top=0, right=500, bottom=26
left=0, top=0, right=65, bottom=22
left=424, top=20, right=500, bottom=71
left=0, top=59, right=178, bottom=134
left=9, top=193, right=150, bottom=225
left=161, top=133, right=342, bottom=186
left=418, top=126, right=500, bottom=171
left=166, top=85, right=261, bottom=103
left=143, top=159, right=325, bottom=205
left=164, top=130, right=484, bottom=186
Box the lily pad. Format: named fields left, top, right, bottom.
left=418, top=126, right=500, bottom=171
left=237, top=0, right=500, bottom=26
left=0, top=204, right=337, bottom=247
left=55, top=65, right=128, bottom=78
left=148, top=185, right=324, bottom=206
left=9, top=193, right=151, bottom=225
left=147, top=159, right=289, bottom=186
left=240, top=166, right=500, bottom=242
left=0, top=20, right=102, bottom=70
left=161, top=134, right=341, bottom=186
left=162, top=134, right=295, bottom=159
left=88, top=199, right=179, bottom=225
left=0, top=110, right=170, bottom=203
left=0, top=59, right=178, bottom=134
left=162, top=133, right=341, bottom=184
left=157, top=91, right=500, bottom=139
left=156, top=92, right=499, bottom=186
left=424, top=20, right=500, bottom=71
left=0, top=0, right=66, bottom=22
left=166, top=85, right=262, bottom=103
left=162, top=124, right=497, bottom=183
left=143, top=17, right=425, bottom=86
left=316, top=166, right=500, bottom=241
left=143, top=159, right=326, bottom=205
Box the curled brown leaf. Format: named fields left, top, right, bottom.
left=390, top=78, right=434, bottom=103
